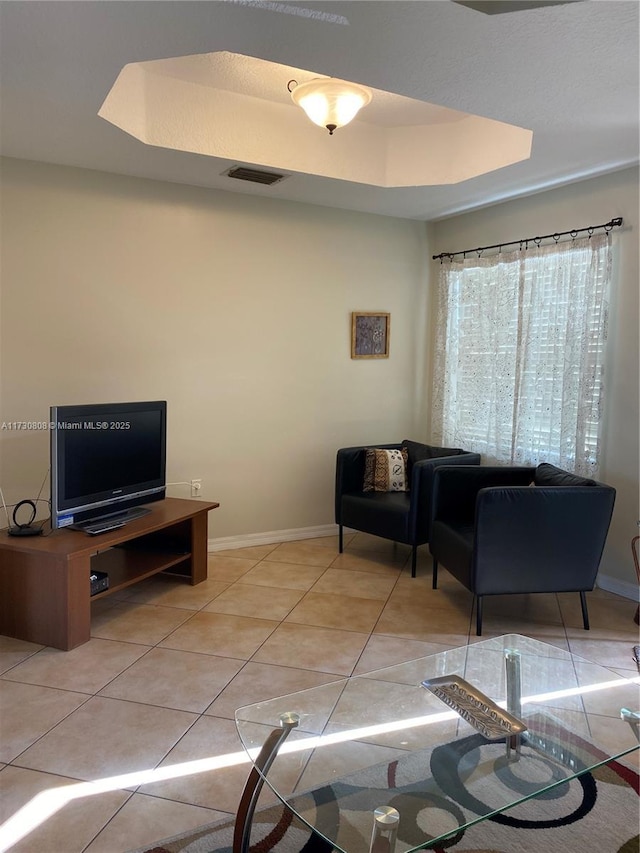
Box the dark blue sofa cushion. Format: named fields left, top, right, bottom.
left=534, top=463, right=596, bottom=487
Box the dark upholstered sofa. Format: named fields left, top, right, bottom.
left=428, top=463, right=616, bottom=634
left=335, top=440, right=481, bottom=577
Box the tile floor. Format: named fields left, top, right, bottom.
left=0, top=532, right=638, bottom=853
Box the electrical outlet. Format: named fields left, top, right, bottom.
left=190, top=478, right=202, bottom=497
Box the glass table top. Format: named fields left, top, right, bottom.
left=235, top=634, right=640, bottom=852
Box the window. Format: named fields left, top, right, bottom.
left=431, top=234, right=611, bottom=476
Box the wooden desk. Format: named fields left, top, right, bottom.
left=0, top=497, right=219, bottom=650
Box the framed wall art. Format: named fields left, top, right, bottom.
left=351, top=312, right=390, bottom=359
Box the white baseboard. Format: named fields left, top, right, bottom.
left=208, top=524, right=339, bottom=552
left=596, top=573, right=639, bottom=602
left=208, top=532, right=640, bottom=605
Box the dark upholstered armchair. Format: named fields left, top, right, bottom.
left=429, top=463, right=616, bottom=635
left=335, top=441, right=481, bottom=577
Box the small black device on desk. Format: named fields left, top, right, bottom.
left=90, top=571, right=109, bottom=596
left=7, top=499, right=43, bottom=537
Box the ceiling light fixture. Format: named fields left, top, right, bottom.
left=288, top=78, right=372, bottom=135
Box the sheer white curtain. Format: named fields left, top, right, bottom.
left=431, top=234, right=611, bottom=476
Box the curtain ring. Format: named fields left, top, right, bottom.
left=604, top=222, right=613, bottom=232
left=476, top=248, right=482, bottom=257
left=588, top=226, right=594, bottom=238
left=570, top=230, right=578, bottom=240
left=534, top=236, right=541, bottom=246
left=553, top=233, right=560, bottom=242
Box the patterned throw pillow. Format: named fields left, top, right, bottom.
left=363, top=448, right=409, bottom=492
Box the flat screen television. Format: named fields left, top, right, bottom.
left=50, top=400, right=166, bottom=530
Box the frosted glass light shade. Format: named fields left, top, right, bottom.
left=291, top=78, right=372, bottom=134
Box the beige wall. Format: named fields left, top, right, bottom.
left=430, top=167, right=640, bottom=594
left=1, top=158, right=636, bottom=594
left=0, top=158, right=429, bottom=539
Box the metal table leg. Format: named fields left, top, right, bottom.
left=505, top=649, right=522, bottom=759
left=370, top=805, right=400, bottom=853
left=233, top=712, right=300, bottom=853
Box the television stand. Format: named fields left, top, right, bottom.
left=0, top=497, right=219, bottom=650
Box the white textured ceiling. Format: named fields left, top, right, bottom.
left=0, top=0, right=638, bottom=221
left=98, top=52, right=533, bottom=186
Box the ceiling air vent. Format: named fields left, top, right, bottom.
left=224, top=167, right=287, bottom=186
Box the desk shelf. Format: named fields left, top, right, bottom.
left=90, top=547, right=192, bottom=598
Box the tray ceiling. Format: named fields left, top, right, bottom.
left=0, top=1, right=637, bottom=220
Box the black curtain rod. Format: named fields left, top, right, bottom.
left=432, top=217, right=623, bottom=262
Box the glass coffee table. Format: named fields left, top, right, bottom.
left=234, top=635, right=639, bottom=853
